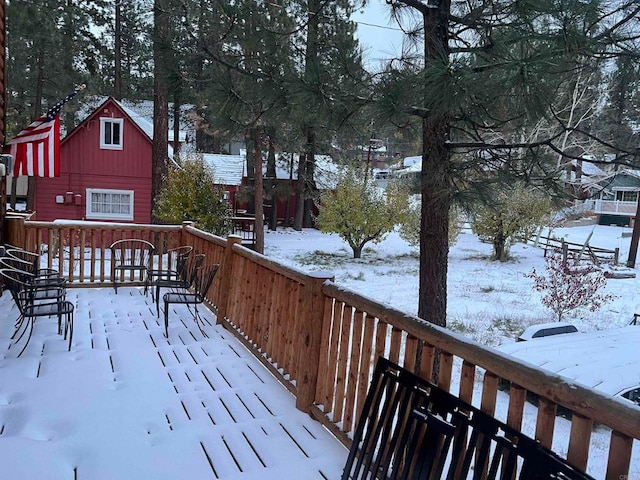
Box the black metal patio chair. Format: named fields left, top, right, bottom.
left=4, top=247, right=61, bottom=278
left=144, top=245, right=193, bottom=298
left=110, top=239, right=155, bottom=293
left=154, top=252, right=205, bottom=317
left=0, top=268, right=74, bottom=357
left=343, top=357, right=595, bottom=480
left=162, top=263, right=219, bottom=338
left=0, top=257, right=67, bottom=294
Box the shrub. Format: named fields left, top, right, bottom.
left=154, top=154, right=231, bottom=235
left=399, top=195, right=461, bottom=248
left=471, top=186, right=553, bottom=261
left=315, top=169, right=408, bottom=258
left=526, top=251, right=614, bottom=322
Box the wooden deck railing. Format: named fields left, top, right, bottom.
left=7, top=217, right=640, bottom=479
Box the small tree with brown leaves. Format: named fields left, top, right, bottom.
left=527, top=251, right=614, bottom=322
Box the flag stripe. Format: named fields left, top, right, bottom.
left=10, top=116, right=60, bottom=177
left=8, top=90, right=76, bottom=178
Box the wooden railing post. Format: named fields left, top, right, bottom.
left=217, top=235, right=243, bottom=323
left=296, top=271, right=334, bottom=413
left=180, top=221, right=194, bottom=247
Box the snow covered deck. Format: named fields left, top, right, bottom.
left=0, top=287, right=347, bottom=479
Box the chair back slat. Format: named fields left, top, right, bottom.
left=195, top=264, right=220, bottom=299
left=185, top=253, right=206, bottom=286
left=343, top=358, right=596, bottom=480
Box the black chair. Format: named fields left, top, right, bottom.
left=154, top=252, right=205, bottom=317
left=144, top=245, right=193, bottom=298
left=162, top=263, right=220, bottom=338
left=0, top=268, right=74, bottom=356
left=110, top=239, right=155, bottom=293
left=0, top=256, right=67, bottom=294
left=5, top=247, right=61, bottom=278
left=343, top=357, right=596, bottom=480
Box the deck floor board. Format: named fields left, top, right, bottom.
left=0, top=287, right=347, bottom=479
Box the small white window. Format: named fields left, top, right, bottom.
left=100, top=118, right=124, bottom=150
left=86, top=188, right=134, bottom=221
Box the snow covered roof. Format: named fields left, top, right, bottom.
left=394, top=159, right=422, bottom=176
left=202, top=153, right=245, bottom=186
left=402, top=156, right=421, bottom=167
left=271, top=154, right=339, bottom=189
left=498, top=326, right=640, bottom=398
left=75, top=96, right=195, bottom=146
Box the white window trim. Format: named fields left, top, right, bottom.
left=99, top=117, right=124, bottom=150
left=86, top=188, right=134, bottom=221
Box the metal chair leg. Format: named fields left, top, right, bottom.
left=16, top=318, right=34, bottom=357
left=163, top=301, right=169, bottom=337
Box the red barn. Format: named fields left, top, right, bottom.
left=33, top=97, right=156, bottom=223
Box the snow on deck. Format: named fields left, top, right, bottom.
left=0, top=287, right=347, bottom=479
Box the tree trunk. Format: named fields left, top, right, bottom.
left=626, top=195, right=640, bottom=267
left=352, top=245, right=362, bottom=259
left=26, top=48, right=45, bottom=212
left=302, top=127, right=316, bottom=228
left=298, top=0, right=320, bottom=229
left=151, top=0, right=171, bottom=224
left=493, top=231, right=506, bottom=261
left=266, top=130, right=278, bottom=231
left=114, top=0, right=122, bottom=100
left=293, top=152, right=306, bottom=231
left=173, top=99, right=181, bottom=159
left=417, top=0, right=452, bottom=330
left=253, top=127, right=264, bottom=253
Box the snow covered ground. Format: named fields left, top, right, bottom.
left=265, top=223, right=640, bottom=346
left=264, top=222, right=640, bottom=478
left=0, top=288, right=347, bottom=479
left=0, top=222, right=637, bottom=478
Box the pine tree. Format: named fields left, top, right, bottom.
left=380, top=0, right=640, bottom=328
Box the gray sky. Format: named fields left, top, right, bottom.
left=352, top=1, right=405, bottom=66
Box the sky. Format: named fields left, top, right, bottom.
left=1, top=221, right=638, bottom=478
left=352, top=1, right=406, bottom=66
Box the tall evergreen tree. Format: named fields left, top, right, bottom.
left=379, top=0, right=640, bottom=329
left=151, top=0, right=172, bottom=223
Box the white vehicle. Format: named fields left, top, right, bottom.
left=517, top=321, right=578, bottom=342
left=499, top=326, right=640, bottom=405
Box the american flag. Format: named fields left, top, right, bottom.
left=9, top=90, right=80, bottom=178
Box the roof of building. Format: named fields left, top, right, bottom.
left=74, top=96, right=195, bottom=146
left=272, top=154, right=338, bottom=189
left=202, top=154, right=246, bottom=186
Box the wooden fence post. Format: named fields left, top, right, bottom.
left=180, top=221, right=194, bottom=246
left=217, top=235, right=243, bottom=323
left=296, top=270, right=334, bottom=413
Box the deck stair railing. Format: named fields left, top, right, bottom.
left=6, top=216, right=640, bottom=479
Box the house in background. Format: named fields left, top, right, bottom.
left=582, top=168, right=640, bottom=226
left=29, top=96, right=340, bottom=227
left=32, top=96, right=177, bottom=223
